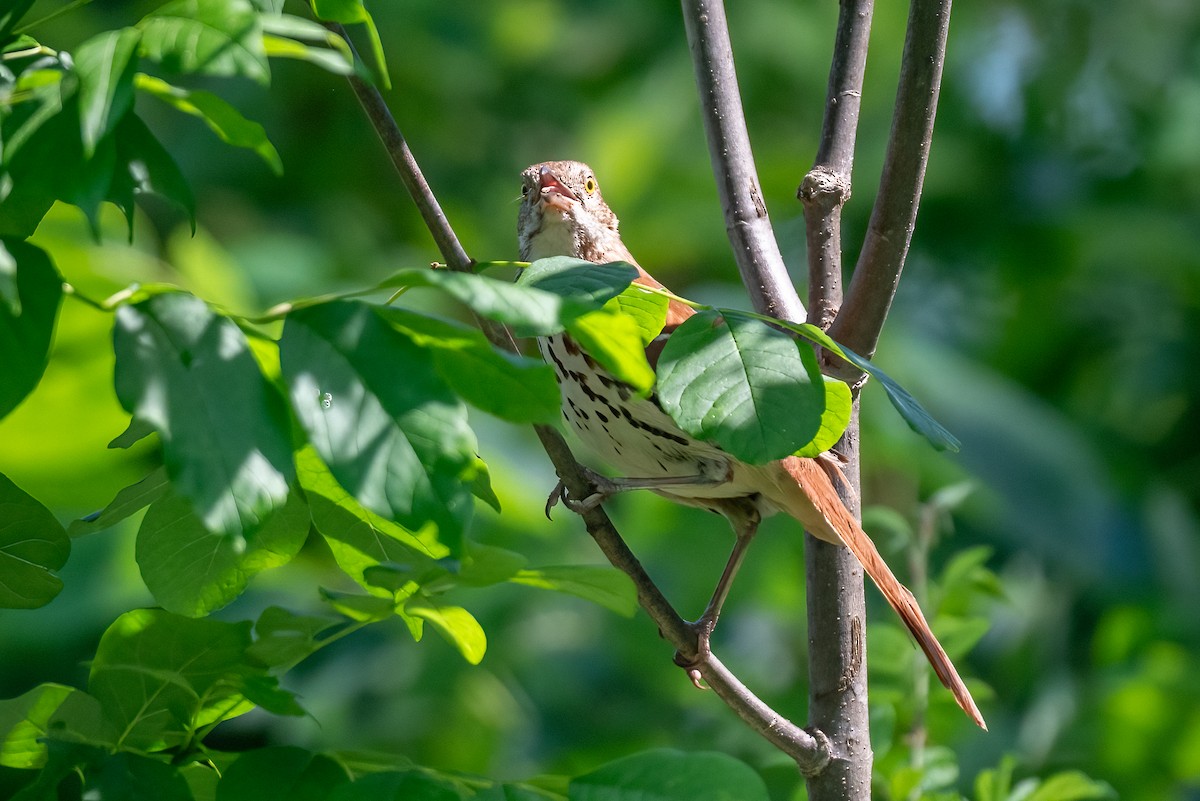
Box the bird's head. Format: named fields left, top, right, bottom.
left=517, top=161, right=626, bottom=263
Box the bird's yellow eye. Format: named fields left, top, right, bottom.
left=584, top=177, right=597, bottom=194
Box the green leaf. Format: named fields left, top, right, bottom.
left=377, top=268, right=574, bottom=336
left=135, top=74, right=282, bottom=174
left=518, top=258, right=639, bottom=309
left=569, top=748, right=768, bottom=801
left=246, top=606, right=340, bottom=668
left=319, top=588, right=396, bottom=623
left=1024, top=771, right=1116, bottom=801
left=0, top=472, right=69, bottom=609
left=308, top=0, right=389, bottom=89
left=87, top=609, right=261, bottom=751
left=468, top=455, right=501, bottom=513
left=68, top=466, right=169, bottom=538
left=297, top=446, right=447, bottom=589
left=778, top=320, right=961, bottom=452
left=657, top=310, right=833, bottom=464
left=112, top=292, right=295, bottom=540
left=280, top=302, right=477, bottom=556
left=136, top=487, right=309, bottom=616
left=565, top=307, right=656, bottom=395
left=85, top=752, right=193, bottom=801
left=456, top=542, right=527, bottom=586
left=260, top=15, right=354, bottom=75
left=607, top=284, right=668, bottom=346
left=138, top=0, right=269, bottom=84
left=217, top=747, right=350, bottom=801
left=404, top=597, right=486, bottom=665
left=0, top=684, right=114, bottom=769
left=974, top=755, right=1016, bottom=801
left=376, top=306, right=561, bottom=425
left=74, top=27, right=141, bottom=157
left=510, top=566, right=638, bottom=617
left=0, top=239, right=61, bottom=420
left=111, top=113, right=196, bottom=228
left=329, top=770, right=464, bottom=801
left=0, top=1, right=36, bottom=42
left=799, top=375, right=853, bottom=457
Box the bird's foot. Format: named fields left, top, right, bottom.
left=543, top=467, right=617, bottom=518
left=673, top=616, right=717, bottom=689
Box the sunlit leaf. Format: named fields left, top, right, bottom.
left=1024, top=771, right=1117, bottom=801
left=87, top=610, right=261, bottom=751
left=281, top=302, right=477, bottom=556
left=518, top=258, right=638, bottom=308
left=566, top=306, right=656, bottom=395
left=0, top=684, right=114, bottom=769
left=112, top=292, right=295, bottom=540
left=570, top=748, right=769, bottom=801
left=296, top=446, right=446, bottom=591
left=136, top=487, right=309, bottom=616
left=308, top=0, right=389, bottom=88
left=607, top=284, right=668, bottom=346
left=135, top=74, right=282, bottom=173
left=0, top=239, right=61, bottom=420
left=657, top=310, right=832, bottom=464
left=0, top=472, right=69, bottom=609
left=510, top=565, right=637, bottom=617
left=137, top=0, right=269, bottom=84
left=404, top=597, right=486, bottom=665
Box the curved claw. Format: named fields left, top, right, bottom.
left=544, top=481, right=566, bottom=520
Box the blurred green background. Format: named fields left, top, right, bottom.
left=2, top=1, right=1200, bottom=799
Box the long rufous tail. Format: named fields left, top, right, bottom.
left=759, top=456, right=987, bottom=730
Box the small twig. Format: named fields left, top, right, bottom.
left=329, top=19, right=830, bottom=772
left=828, top=0, right=954, bottom=357
left=680, top=0, right=806, bottom=324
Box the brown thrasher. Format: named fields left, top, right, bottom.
left=517, top=160, right=986, bottom=730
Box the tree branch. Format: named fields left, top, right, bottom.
left=797, top=2, right=877, bottom=798
left=800, top=0, right=875, bottom=330
left=680, top=0, right=806, bottom=324
left=828, top=0, right=954, bottom=356
left=330, top=23, right=830, bottom=772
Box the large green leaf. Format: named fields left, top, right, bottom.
left=0, top=240, right=61, bottom=420
left=74, top=27, right=141, bottom=157
left=307, top=0, right=389, bottom=89
left=297, top=446, right=446, bottom=593
left=656, top=310, right=834, bottom=464
left=136, top=487, right=309, bottom=617
left=0, top=472, right=69, bottom=609
left=112, top=292, right=294, bottom=540
left=137, top=0, right=269, bottom=84
left=217, top=746, right=351, bottom=801
left=569, top=749, right=769, bottom=801
left=280, top=302, right=477, bottom=556
left=88, top=609, right=286, bottom=751
left=328, top=770, right=463, bottom=801
left=135, top=74, right=282, bottom=174
left=377, top=306, right=560, bottom=424
left=517, top=258, right=639, bottom=308
left=565, top=306, right=656, bottom=395
left=0, top=684, right=114, bottom=769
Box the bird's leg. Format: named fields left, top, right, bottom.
left=675, top=499, right=761, bottom=684
left=545, top=466, right=722, bottom=518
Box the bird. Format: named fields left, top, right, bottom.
left=517, top=159, right=986, bottom=730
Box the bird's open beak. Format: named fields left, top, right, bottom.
left=537, top=167, right=577, bottom=213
